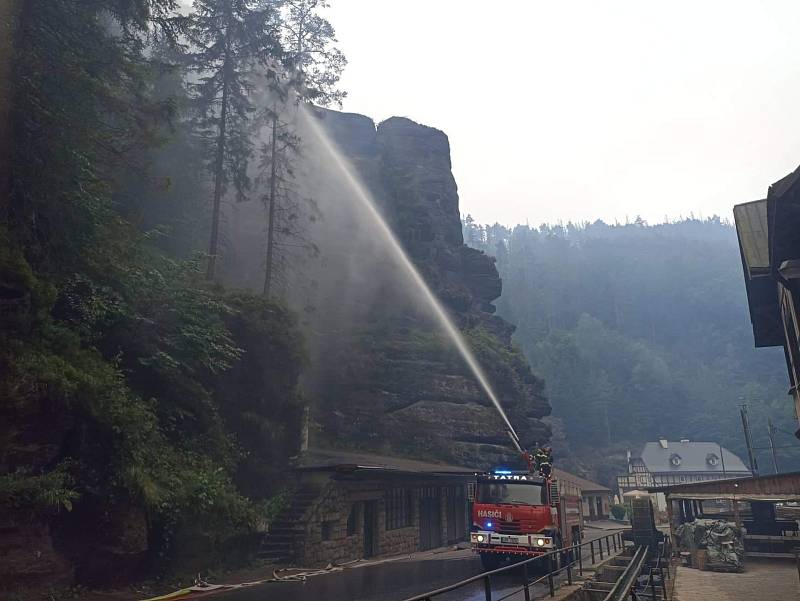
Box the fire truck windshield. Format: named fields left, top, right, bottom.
left=477, top=482, right=543, bottom=505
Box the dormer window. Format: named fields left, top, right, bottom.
left=706, top=453, right=720, bottom=467
left=669, top=453, right=682, bottom=467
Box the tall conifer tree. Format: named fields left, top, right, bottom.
left=187, top=0, right=281, bottom=279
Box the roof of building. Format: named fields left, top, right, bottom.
left=294, top=448, right=478, bottom=476
left=733, top=199, right=783, bottom=347
left=647, top=471, right=800, bottom=501
left=638, top=441, right=751, bottom=475
left=734, top=199, right=770, bottom=274
left=553, top=468, right=611, bottom=493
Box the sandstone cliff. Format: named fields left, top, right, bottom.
left=293, top=109, right=552, bottom=467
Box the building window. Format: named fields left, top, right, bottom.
left=386, top=488, right=413, bottom=530
left=706, top=453, right=719, bottom=467
left=321, top=520, right=333, bottom=541
left=669, top=454, right=682, bottom=467
left=347, top=504, right=358, bottom=536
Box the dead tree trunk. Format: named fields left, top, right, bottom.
left=0, top=0, right=18, bottom=218
left=263, top=111, right=278, bottom=297
left=206, top=27, right=232, bottom=280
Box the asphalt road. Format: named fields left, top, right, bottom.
left=215, top=527, right=624, bottom=601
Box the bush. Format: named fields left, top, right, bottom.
left=610, top=504, right=627, bottom=520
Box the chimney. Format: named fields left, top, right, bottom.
left=659, top=438, right=668, bottom=449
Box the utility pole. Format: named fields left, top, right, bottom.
left=740, top=405, right=759, bottom=476
left=767, top=418, right=780, bottom=474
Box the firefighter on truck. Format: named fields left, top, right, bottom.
left=470, top=447, right=581, bottom=571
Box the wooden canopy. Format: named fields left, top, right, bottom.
left=648, top=471, right=800, bottom=502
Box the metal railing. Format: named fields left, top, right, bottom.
left=602, top=544, right=648, bottom=601
left=634, top=537, right=672, bottom=601
left=401, top=530, right=626, bottom=601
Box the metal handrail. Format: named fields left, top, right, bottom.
left=602, top=545, right=649, bottom=601
left=637, top=537, right=671, bottom=600
left=401, top=530, right=625, bottom=601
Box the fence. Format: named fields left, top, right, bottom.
left=633, top=538, right=672, bottom=601
left=401, top=530, right=626, bottom=601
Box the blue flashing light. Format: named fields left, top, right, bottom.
left=486, top=521, right=493, bottom=528
left=494, top=469, right=512, bottom=475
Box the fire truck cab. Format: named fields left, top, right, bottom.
left=470, top=469, right=581, bottom=570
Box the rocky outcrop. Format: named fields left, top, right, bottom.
left=302, top=110, right=551, bottom=468
left=0, top=523, right=74, bottom=591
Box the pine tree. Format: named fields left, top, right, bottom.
left=187, top=0, right=282, bottom=279
left=260, top=0, right=345, bottom=297
left=280, top=0, right=347, bottom=106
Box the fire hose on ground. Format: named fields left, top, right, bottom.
left=137, top=558, right=393, bottom=601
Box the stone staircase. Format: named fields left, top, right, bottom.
left=257, top=485, right=320, bottom=563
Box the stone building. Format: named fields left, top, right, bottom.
left=553, top=468, right=612, bottom=521
left=261, top=449, right=475, bottom=565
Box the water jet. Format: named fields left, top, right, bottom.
left=297, top=104, right=522, bottom=447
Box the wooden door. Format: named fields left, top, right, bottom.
left=363, top=500, right=377, bottom=558
left=419, top=487, right=442, bottom=551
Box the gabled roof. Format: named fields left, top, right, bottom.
left=638, top=441, right=750, bottom=475
left=553, top=468, right=610, bottom=493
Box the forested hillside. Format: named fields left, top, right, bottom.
left=0, top=0, right=335, bottom=591
left=464, top=217, right=800, bottom=484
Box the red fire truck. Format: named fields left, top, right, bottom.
left=470, top=468, right=582, bottom=570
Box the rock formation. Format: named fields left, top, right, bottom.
left=284, top=109, right=552, bottom=468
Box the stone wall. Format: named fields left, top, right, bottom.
left=295, top=474, right=468, bottom=566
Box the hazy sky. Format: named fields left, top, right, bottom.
left=324, top=0, right=800, bottom=226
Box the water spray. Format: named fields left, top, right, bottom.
left=297, top=105, right=522, bottom=447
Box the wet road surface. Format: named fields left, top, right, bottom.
left=216, top=528, right=624, bottom=601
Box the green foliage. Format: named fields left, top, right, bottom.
left=0, top=462, right=79, bottom=515
left=187, top=0, right=282, bottom=204
left=280, top=0, right=347, bottom=107
left=3, top=0, right=314, bottom=582
left=260, top=487, right=292, bottom=524
left=464, top=325, right=549, bottom=448
left=214, top=293, right=306, bottom=499
left=8, top=0, right=180, bottom=271
left=610, top=504, right=627, bottom=520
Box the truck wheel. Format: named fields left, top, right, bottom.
left=480, top=553, right=502, bottom=571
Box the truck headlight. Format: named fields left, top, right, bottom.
left=477, top=534, right=485, bottom=543
left=536, top=538, right=545, bottom=546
